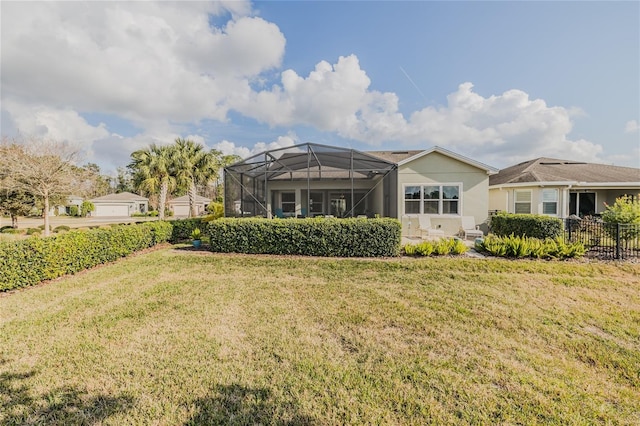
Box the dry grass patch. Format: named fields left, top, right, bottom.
left=1, top=249, right=639, bottom=424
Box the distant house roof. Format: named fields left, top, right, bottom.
left=168, top=195, right=211, bottom=204
left=490, top=158, right=640, bottom=186
left=90, top=192, right=149, bottom=202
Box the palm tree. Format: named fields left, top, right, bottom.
left=129, top=144, right=174, bottom=220
left=171, top=138, right=218, bottom=217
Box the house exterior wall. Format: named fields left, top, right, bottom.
left=488, top=186, right=640, bottom=217
left=397, top=151, right=490, bottom=235
left=92, top=201, right=148, bottom=217
left=267, top=178, right=386, bottom=218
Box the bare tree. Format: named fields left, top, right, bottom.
left=0, top=137, right=88, bottom=236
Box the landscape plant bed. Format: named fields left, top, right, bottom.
left=1, top=249, right=638, bottom=424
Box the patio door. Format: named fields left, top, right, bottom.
left=569, top=192, right=596, bottom=217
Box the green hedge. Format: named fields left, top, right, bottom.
left=403, top=238, right=468, bottom=256
left=0, top=221, right=172, bottom=291
left=490, top=212, right=562, bottom=239
left=169, top=218, right=204, bottom=242
left=207, top=217, right=401, bottom=257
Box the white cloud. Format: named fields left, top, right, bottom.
left=1, top=1, right=283, bottom=127
left=1, top=2, right=615, bottom=170
left=213, top=133, right=299, bottom=159
left=625, top=120, right=639, bottom=133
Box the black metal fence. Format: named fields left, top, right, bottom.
left=564, top=218, right=640, bottom=260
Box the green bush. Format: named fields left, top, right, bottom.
left=69, top=205, right=79, bottom=216
left=206, top=217, right=401, bottom=257
left=403, top=238, right=468, bottom=257
left=26, top=228, right=41, bottom=235
left=206, top=202, right=224, bottom=219
left=53, top=225, right=71, bottom=233
left=1, top=227, right=21, bottom=234
left=490, top=212, right=562, bottom=239
left=0, top=221, right=173, bottom=291
left=477, top=234, right=585, bottom=260
left=170, top=218, right=204, bottom=242
left=602, top=195, right=640, bottom=241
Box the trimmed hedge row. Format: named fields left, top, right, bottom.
left=490, top=212, right=562, bottom=239
left=0, top=221, right=172, bottom=291
left=206, top=217, right=401, bottom=257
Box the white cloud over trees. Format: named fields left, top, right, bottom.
left=1, top=1, right=615, bottom=170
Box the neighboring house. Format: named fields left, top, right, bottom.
left=89, top=192, right=149, bottom=217
left=50, top=195, right=84, bottom=216
left=223, top=143, right=498, bottom=236
left=168, top=194, right=211, bottom=217
left=489, top=158, right=640, bottom=217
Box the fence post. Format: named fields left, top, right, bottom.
left=616, top=223, right=621, bottom=260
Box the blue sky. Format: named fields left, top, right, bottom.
left=2, top=1, right=638, bottom=173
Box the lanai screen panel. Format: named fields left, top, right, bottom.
left=224, top=143, right=396, bottom=217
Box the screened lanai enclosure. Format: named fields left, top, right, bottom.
left=224, top=143, right=398, bottom=218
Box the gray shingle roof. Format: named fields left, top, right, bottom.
left=490, top=157, right=640, bottom=186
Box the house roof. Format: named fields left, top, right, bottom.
left=366, top=150, right=423, bottom=163
left=367, top=148, right=500, bottom=174
left=490, top=157, right=640, bottom=186
left=168, top=194, right=211, bottom=204
left=90, top=191, right=149, bottom=202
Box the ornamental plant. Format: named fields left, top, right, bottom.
left=602, top=195, right=640, bottom=241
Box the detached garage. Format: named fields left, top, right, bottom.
left=90, top=192, right=149, bottom=217
left=168, top=194, right=211, bottom=217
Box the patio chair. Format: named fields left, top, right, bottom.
left=274, top=208, right=284, bottom=218
left=460, top=216, right=483, bottom=240
left=418, top=216, right=445, bottom=239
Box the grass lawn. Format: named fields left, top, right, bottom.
left=1, top=248, right=639, bottom=425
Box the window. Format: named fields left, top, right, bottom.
left=281, top=192, right=295, bottom=213
left=514, top=190, right=531, bottom=214
left=542, top=189, right=558, bottom=215
left=403, top=184, right=461, bottom=215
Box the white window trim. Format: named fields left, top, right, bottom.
left=514, top=189, right=532, bottom=214
left=403, top=183, right=462, bottom=216
left=541, top=188, right=559, bottom=216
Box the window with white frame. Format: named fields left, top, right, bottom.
left=514, top=190, right=532, bottom=214
left=542, top=189, right=558, bottom=215
left=403, top=184, right=461, bottom=215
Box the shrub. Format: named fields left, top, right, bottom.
left=206, top=202, right=224, bottom=219
left=476, top=234, right=585, bottom=260
left=1, top=227, right=21, bottom=234
left=206, top=217, right=400, bottom=257
left=53, top=225, right=71, bottom=233
left=69, top=205, right=79, bottom=216
left=490, top=212, right=562, bottom=239
left=81, top=201, right=95, bottom=217
left=0, top=221, right=173, bottom=291
left=170, top=218, right=203, bottom=242
left=602, top=195, right=640, bottom=241
left=403, top=238, right=468, bottom=257
left=26, top=228, right=42, bottom=235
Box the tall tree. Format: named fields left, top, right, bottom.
left=129, top=144, right=174, bottom=220
left=0, top=137, right=87, bottom=236
left=172, top=138, right=218, bottom=217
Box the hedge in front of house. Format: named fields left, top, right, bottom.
left=169, top=218, right=204, bottom=242
left=490, top=212, right=562, bottom=239
left=0, top=221, right=173, bottom=291
left=206, top=217, right=401, bottom=257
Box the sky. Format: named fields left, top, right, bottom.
left=1, top=1, right=639, bottom=174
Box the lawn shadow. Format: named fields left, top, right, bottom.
left=0, top=359, right=134, bottom=425
left=184, top=383, right=315, bottom=425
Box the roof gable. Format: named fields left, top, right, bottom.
left=396, top=146, right=498, bottom=174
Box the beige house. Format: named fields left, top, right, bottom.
left=167, top=194, right=211, bottom=217
left=89, top=192, right=149, bottom=217
left=489, top=158, right=640, bottom=217
left=223, top=143, right=498, bottom=236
